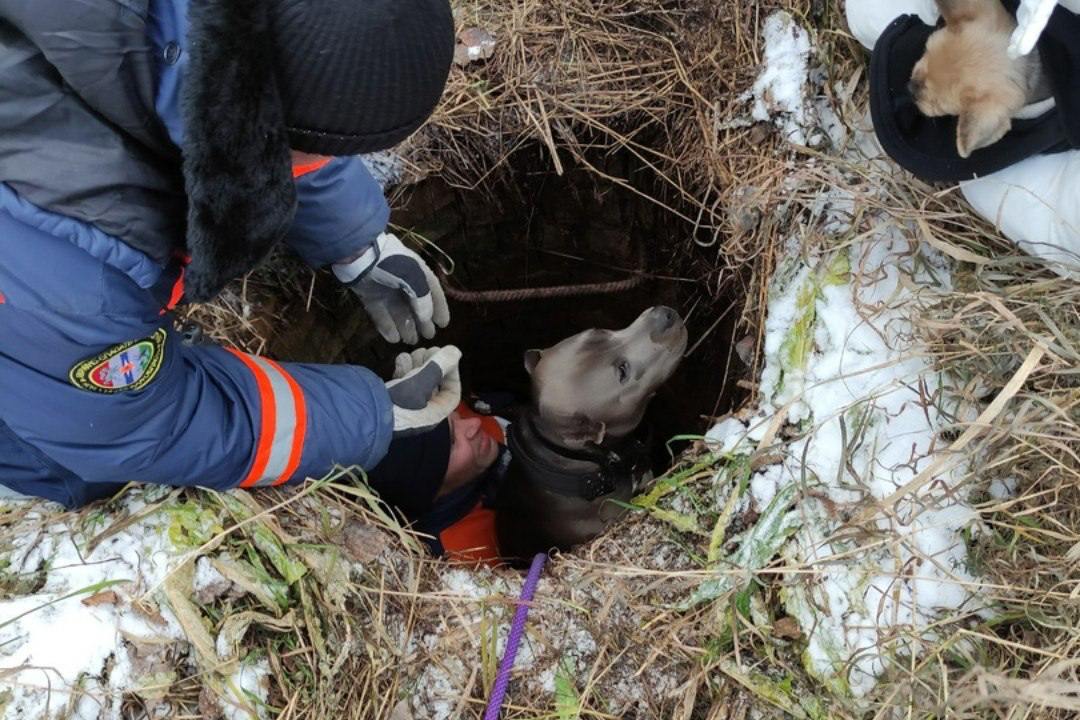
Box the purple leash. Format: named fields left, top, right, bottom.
left=483, top=553, right=547, bottom=720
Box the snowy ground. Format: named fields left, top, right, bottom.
left=704, top=226, right=980, bottom=696
left=702, top=10, right=984, bottom=697
left=0, top=10, right=1004, bottom=719
left=0, top=490, right=272, bottom=720
left=0, top=492, right=185, bottom=719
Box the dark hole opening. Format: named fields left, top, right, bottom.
left=268, top=151, right=749, bottom=471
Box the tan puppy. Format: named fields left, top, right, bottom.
left=909, top=0, right=1050, bottom=158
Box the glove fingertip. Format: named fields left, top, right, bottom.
left=379, top=323, right=402, bottom=344
left=435, top=345, right=463, bottom=369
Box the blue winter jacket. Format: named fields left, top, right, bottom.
left=0, top=0, right=396, bottom=506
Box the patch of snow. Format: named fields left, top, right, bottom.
left=706, top=169, right=982, bottom=698
left=814, top=92, right=849, bottom=149
left=750, top=464, right=785, bottom=510
left=0, top=494, right=188, bottom=720
left=989, top=476, right=1018, bottom=500
left=221, top=657, right=271, bottom=720
left=193, top=554, right=234, bottom=607
left=708, top=225, right=983, bottom=696
left=360, top=152, right=405, bottom=190
left=412, top=654, right=470, bottom=720
left=743, top=12, right=854, bottom=151
left=537, top=665, right=557, bottom=694
left=610, top=667, right=682, bottom=713
left=810, top=186, right=856, bottom=235
left=704, top=417, right=751, bottom=454
left=747, top=12, right=813, bottom=145
left=0, top=487, right=34, bottom=502
left=411, top=570, right=515, bottom=719
left=442, top=568, right=490, bottom=598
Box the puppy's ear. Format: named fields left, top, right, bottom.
left=565, top=413, right=606, bottom=446
left=935, top=0, right=981, bottom=25
left=524, top=349, right=542, bottom=376
left=957, top=99, right=1012, bottom=158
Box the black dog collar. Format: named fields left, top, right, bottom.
left=507, top=415, right=652, bottom=502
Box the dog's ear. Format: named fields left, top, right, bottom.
left=524, top=349, right=542, bottom=376
left=956, top=97, right=1012, bottom=158
left=564, top=413, right=606, bottom=446
left=935, top=0, right=982, bottom=25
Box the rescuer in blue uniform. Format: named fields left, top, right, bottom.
left=0, top=0, right=460, bottom=507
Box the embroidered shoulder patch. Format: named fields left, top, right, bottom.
left=69, top=329, right=167, bottom=394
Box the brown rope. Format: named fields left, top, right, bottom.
left=440, top=272, right=646, bottom=303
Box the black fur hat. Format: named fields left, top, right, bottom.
left=180, top=0, right=454, bottom=301
left=272, top=0, right=456, bottom=155
left=365, top=419, right=452, bottom=520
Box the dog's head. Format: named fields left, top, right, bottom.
left=909, top=0, right=1028, bottom=158
left=523, top=306, right=687, bottom=448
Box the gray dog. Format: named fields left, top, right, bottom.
left=496, top=306, right=687, bottom=560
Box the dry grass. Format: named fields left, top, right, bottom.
left=901, top=240, right=1080, bottom=719
left=4, top=1, right=1077, bottom=719
left=177, top=249, right=316, bottom=356
left=412, top=0, right=842, bottom=334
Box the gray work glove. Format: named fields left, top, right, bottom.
left=384, top=345, right=462, bottom=436
left=333, top=232, right=450, bottom=345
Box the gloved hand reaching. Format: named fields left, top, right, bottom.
left=333, top=233, right=450, bottom=345
left=385, top=345, right=462, bottom=436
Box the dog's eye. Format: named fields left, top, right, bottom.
left=616, top=360, right=630, bottom=383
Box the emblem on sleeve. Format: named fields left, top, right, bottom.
left=69, top=329, right=167, bottom=394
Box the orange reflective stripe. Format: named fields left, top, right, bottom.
left=159, top=265, right=186, bottom=316
left=263, top=358, right=307, bottom=486
left=227, top=350, right=308, bottom=488
left=227, top=349, right=277, bottom=488
left=291, top=157, right=332, bottom=179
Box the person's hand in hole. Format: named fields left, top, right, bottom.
left=333, top=232, right=451, bottom=345
left=384, top=346, right=462, bottom=436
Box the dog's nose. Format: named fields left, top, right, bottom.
left=652, top=306, right=679, bottom=331
left=907, top=78, right=922, bottom=99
